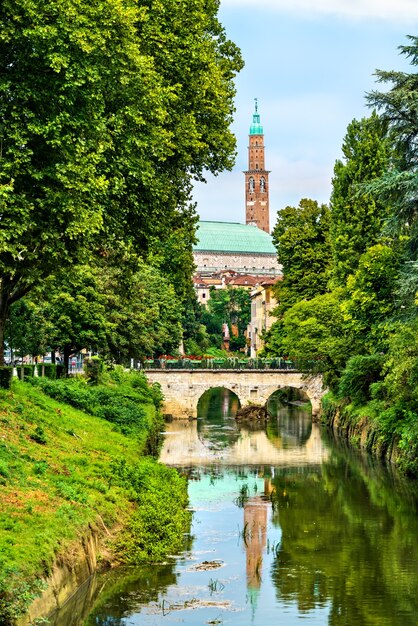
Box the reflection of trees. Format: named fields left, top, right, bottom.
left=83, top=564, right=178, bottom=626
left=197, top=388, right=241, bottom=450
left=197, top=386, right=240, bottom=419
left=270, top=453, right=418, bottom=625
left=266, top=406, right=312, bottom=447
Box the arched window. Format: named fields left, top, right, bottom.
left=260, top=177, right=266, bottom=192
left=248, top=177, right=255, bottom=192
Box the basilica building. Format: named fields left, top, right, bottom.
left=192, top=102, right=282, bottom=355
left=193, top=101, right=281, bottom=281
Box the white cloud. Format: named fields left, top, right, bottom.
left=221, top=0, right=418, bottom=23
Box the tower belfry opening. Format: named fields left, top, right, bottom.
left=244, top=98, right=271, bottom=233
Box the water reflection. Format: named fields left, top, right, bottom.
left=51, top=389, right=418, bottom=626
left=270, top=454, right=418, bottom=625
left=196, top=387, right=241, bottom=450
left=161, top=389, right=328, bottom=467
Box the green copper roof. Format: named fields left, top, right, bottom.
left=250, top=98, right=263, bottom=135
left=193, top=221, right=276, bottom=255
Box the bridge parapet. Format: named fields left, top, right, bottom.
left=145, top=369, right=325, bottom=419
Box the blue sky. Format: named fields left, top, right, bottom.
left=193, top=0, right=418, bottom=228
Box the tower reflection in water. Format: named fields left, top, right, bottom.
left=242, top=477, right=275, bottom=611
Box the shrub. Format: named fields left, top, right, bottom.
left=23, top=365, right=35, bottom=378
left=29, top=426, right=47, bottom=445
left=84, top=356, right=104, bottom=385
left=338, top=354, right=384, bottom=405
left=29, top=378, right=153, bottom=436
left=114, top=459, right=190, bottom=563
left=37, top=363, right=57, bottom=379
left=16, top=365, right=35, bottom=380
left=0, top=367, right=13, bottom=389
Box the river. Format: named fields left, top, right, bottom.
left=51, top=388, right=418, bottom=625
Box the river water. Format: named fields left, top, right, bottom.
left=54, top=388, right=418, bottom=625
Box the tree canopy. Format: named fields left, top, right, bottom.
left=0, top=0, right=243, bottom=363
left=366, top=35, right=418, bottom=245
left=272, top=198, right=332, bottom=315
left=329, top=113, right=391, bottom=286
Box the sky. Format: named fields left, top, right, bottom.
left=192, top=0, right=418, bottom=228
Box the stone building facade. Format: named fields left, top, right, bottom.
left=193, top=221, right=281, bottom=277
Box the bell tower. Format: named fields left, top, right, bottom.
left=244, top=99, right=270, bottom=233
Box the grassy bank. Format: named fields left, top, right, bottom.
left=0, top=372, right=190, bottom=624
left=321, top=391, right=418, bottom=477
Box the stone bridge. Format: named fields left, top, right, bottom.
left=144, top=369, right=325, bottom=419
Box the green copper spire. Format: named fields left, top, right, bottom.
left=249, top=97, right=263, bottom=135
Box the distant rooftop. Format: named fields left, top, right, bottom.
left=193, top=221, right=276, bottom=255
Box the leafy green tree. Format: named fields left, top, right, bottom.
left=0, top=0, right=168, bottom=362
left=280, top=290, right=351, bottom=388
left=201, top=287, right=251, bottom=349
left=366, top=36, right=418, bottom=248
left=272, top=198, right=332, bottom=315
left=337, top=354, right=384, bottom=405
left=342, top=244, right=399, bottom=352
left=329, top=112, right=391, bottom=286
left=0, top=0, right=243, bottom=364
left=5, top=300, right=48, bottom=362
left=381, top=317, right=418, bottom=407
left=100, top=257, right=183, bottom=362
left=101, top=0, right=244, bottom=266
left=147, top=209, right=204, bottom=349
left=40, top=267, right=110, bottom=372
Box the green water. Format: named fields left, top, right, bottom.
left=53, top=388, right=418, bottom=625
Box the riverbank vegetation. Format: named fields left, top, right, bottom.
left=263, top=37, right=418, bottom=476
left=0, top=374, right=190, bottom=624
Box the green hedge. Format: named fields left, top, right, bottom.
left=0, top=367, right=13, bottom=389
left=16, top=365, right=35, bottom=380
left=37, top=363, right=57, bottom=379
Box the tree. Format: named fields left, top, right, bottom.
left=201, top=287, right=251, bottom=349
left=0, top=0, right=170, bottom=362
left=366, top=36, right=418, bottom=247
left=329, top=112, right=391, bottom=286
left=100, top=257, right=183, bottom=362
left=39, top=267, right=110, bottom=373
left=0, top=0, right=243, bottom=363
left=5, top=299, right=48, bottom=363
left=272, top=199, right=332, bottom=315
left=279, top=290, right=351, bottom=388
left=99, top=0, right=244, bottom=261
left=342, top=244, right=399, bottom=352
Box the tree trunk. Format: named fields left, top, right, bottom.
left=0, top=289, right=10, bottom=366
left=63, top=344, right=71, bottom=377
left=0, top=314, right=5, bottom=366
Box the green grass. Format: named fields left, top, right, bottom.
left=0, top=378, right=190, bottom=624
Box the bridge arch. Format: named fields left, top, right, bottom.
left=197, top=386, right=241, bottom=418
left=145, top=370, right=325, bottom=419
left=266, top=387, right=312, bottom=414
